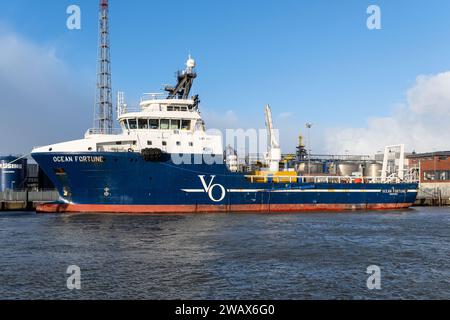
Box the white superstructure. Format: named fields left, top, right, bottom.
left=32, top=57, right=223, bottom=156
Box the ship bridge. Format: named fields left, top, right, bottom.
left=117, top=95, right=204, bottom=133
left=32, top=56, right=223, bottom=156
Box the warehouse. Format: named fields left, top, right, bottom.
left=407, top=151, right=450, bottom=205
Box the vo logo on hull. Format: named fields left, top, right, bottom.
left=199, top=175, right=226, bottom=202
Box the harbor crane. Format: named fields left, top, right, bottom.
left=264, top=105, right=282, bottom=172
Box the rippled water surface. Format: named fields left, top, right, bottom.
left=0, top=207, right=449, bottom=299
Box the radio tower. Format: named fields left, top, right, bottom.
left=95, top=0, right=113, bottom=133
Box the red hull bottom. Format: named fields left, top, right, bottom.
left=36, top=203, right=414, bottom=214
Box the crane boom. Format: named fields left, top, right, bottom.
left=264, top=105, right=281, bottom=172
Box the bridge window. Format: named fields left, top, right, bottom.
left=195, top=119, right=205, bottom=131
left=147, top=141, right=152, bottom=146
left=162, top=141, right=167, bottom=146
left=181, top=120, right=191, bottom=130
left=167, top=105, right=188, bottom=112
left=128, top=119, right=137, bottom=130
left=176, top=141, right=181, bottom=146
left=160, top=119, right=170, bottom=130
left=149, top=119, right=159, bottom=129
left=138, top=119, right=148, bottom=129
left=426, top=170, right=450, bottom=181
left=170, top=119, right=181, bottom=130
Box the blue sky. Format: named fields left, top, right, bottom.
left=1, top=0, right=450, bottom=155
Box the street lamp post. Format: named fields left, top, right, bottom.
left=306, top=123, right=313, bottom=175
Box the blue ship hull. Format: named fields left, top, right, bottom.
left=32, top=152, right=418, bottom=213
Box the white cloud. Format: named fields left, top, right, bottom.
left=407, top=73, right=450, bottom=115
left=325, top=71, right=450, bottom=155
left=0, top=28, right=92, bottom=155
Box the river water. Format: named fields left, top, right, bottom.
left=0, top=207, right=449, bottom=300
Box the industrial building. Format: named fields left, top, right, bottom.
left=0, top=155, right=57, bottom=211
left=0, top=156, right=28, bottom=192
left=407, top=151, right=450, bottom=182
left=0, top=156, right=55, bottom=192
left=407, top=151, right=450, bottom=205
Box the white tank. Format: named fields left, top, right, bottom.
left=363, top=162, right=382, bottom=178
left=296, top=162, right=324, bottom=174
left=338, top=163, right=361, bottom=176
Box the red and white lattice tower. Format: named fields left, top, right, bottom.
left=95, top=0, right=113, bottom=133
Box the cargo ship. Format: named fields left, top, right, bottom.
left=31, top=55, right=418, bottom=214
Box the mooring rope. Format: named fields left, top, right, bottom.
left=3, top=153, right=32, bottom=166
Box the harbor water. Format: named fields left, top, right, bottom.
left=0, top=207, right=449, bottom=300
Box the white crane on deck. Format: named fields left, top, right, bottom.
left=264, top=105, right=282, bottom=172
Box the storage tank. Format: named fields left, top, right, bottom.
left=296, top=162, right=324, bottom=175
left=363, top=162, right=382, bottom=178
left=337, top=162, right=362, bottom=176
left=0, top=156, right=28, bottom=192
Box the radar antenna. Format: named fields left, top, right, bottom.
left=165, top=55, right=197, bottom=100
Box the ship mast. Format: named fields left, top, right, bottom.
left=95, top=0, right=113, bottom=133
left=164, top=56, right=198, bottom=101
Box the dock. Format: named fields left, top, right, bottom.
left=0, top=191, right=59, bottom=211
left=415, top=186, right=450, bottom=207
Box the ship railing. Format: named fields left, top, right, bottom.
left=244, top=175, right=416, bottom=184
left=119, top=106, right=199, bottom=113
left=117, top=106, right=141, bottom=116
left=140, top=93, right=169, bottom=102
left=85, top=128, right=123, bottom=136
left=140, top=93, right=196, bottom=102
